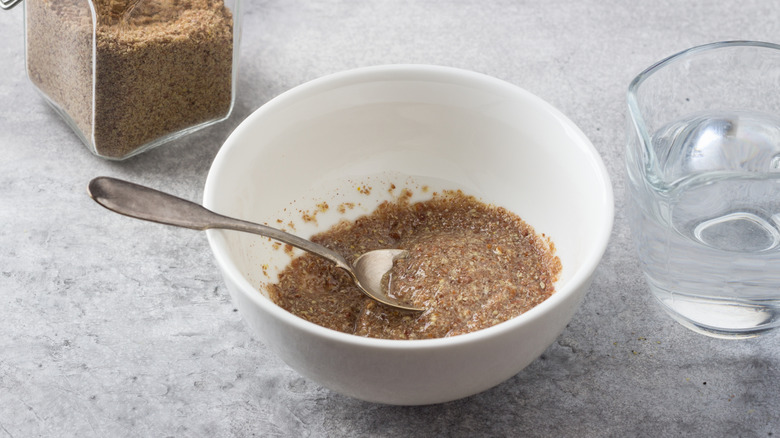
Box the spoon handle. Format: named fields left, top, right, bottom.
left=87, top=176, right=351, bottom=271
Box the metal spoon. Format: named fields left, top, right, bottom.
left=87, top=176, right=422, bottom=312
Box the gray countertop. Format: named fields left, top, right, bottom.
left=2, top=1, right=779, bottom=436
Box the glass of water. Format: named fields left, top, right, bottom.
left=626, top=41, right=780, bottom=338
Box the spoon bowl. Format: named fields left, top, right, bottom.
left=87, top=176, right=422, bottom=312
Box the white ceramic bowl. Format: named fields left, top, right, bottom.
left=204, top=65, right=613, bottom=405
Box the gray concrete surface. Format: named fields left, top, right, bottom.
left=1, top=1, right=779, bottom=436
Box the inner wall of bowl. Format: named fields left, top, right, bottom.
left=207, top=74, right=608, bottom=301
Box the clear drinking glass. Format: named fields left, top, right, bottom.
left=626, top=41, right=780, bottom=339
left=24, top=0, right=242, bottom=160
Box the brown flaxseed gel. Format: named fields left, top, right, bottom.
left=268, top=190, right=562, bottom=340
left=26, top=0, right=234, bottom=159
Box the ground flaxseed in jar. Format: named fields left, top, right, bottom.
left=25, top=0, right=236, bottom=159
left=268, top=190, right=562, bottom=340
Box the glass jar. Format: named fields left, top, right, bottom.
left=21, top=0, right=241, bottom=160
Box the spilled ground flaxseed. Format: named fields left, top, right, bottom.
left=268, top=190, right=562, bottom=340
left=26, top=0, right=234, bottom=158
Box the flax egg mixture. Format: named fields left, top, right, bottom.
left=268, top=188, right=562, bottom=340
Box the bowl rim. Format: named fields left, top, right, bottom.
left=204, top=64, right=614, bottom=350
